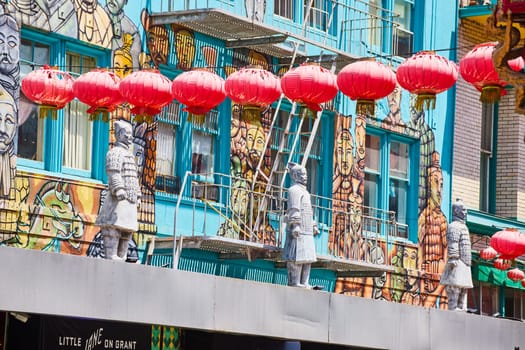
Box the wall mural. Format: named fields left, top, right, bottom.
left=0, top=1, right=155, bottom=258
left=334, top=87, right=449, bottom=308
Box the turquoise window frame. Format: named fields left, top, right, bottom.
left=18, top=28, right=110, bottom=183
left=366, top=125, right=419, bottom=242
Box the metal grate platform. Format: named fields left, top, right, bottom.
left=151, top=237, right=393, bottom=277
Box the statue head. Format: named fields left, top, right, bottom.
left=114, top=120, right=133, bottom=147
left=288, top=162, right=307, bottom=186
left=452, top=198, right=467, bottom=222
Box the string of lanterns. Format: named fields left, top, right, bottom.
left=480, top=228, right=525, bottom=287
left=21, top=51, right=464, bottom=124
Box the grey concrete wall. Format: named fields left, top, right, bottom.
left=1, top=247, right=524, bottom=349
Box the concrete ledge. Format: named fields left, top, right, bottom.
left=1, top=247, right=524, bottom=349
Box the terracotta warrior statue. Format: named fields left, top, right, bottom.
left=95, top=120, right=141, bottom=260
left=282, top=162, right=319, bottom=288
left=440, top=198, right=473, bottom=310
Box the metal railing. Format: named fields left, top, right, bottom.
left=152, top=0, right=400, bottom=59
left=172, top=172, right=402, bottom=263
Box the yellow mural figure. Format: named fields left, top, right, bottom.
left=74, top=0, right=113, bottom=48
left=418, top=151, right=448, bottom=307
left=173, top=26, right=195, bottom=71
left=141, top=10, right=169, bottom=67
left=114, top=33, right=134, bottom=79
left=106, top=0, right=141, bottom=70
left=0, top=85, right=16, bottom=198
left=331, top=124, right=354, bottom=257
left=381, top=84, right=405, bottom=133
left=16, top=182, right=85, bottom=254
left=248, top=50, right=269, bottom=70
left=201, top=46, right=218, bottom=73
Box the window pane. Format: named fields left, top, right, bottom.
left=156, top=122, right=176, bottom=176
left=306, top=158, right=319, bottom=195
left=365, top=134, right=380, bottom=172
left=275, top=0, right=294, bottom=19
left=480, top=283, right=499, bottom=316
left=393, top=0, right=413, bottom=56
left=389, top=178, right=408, bottom=224
left=305, top=0, right=327, bottom=30
left=389, top=141, right=408, bottom=179
left=63, top=53, right=95, bottom=171
left=369, top=0, right=383, bottom=47
left=192, top=131, right=214, bottom=175
left=364, top=172, right=379, bottom=209
left=18, top=40, right=49, bottom=161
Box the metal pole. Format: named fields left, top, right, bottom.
left=172, top=171, right=191, bottom=269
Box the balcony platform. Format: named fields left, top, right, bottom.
left=150, top=236, right=393, bottom=277
left=150, top=8, right=358, bottom=69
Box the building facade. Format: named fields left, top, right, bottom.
left=0, top=0, right=524, bottom=348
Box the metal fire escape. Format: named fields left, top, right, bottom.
left=148, top=0, right=397, bottom=278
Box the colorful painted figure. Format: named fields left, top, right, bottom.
left=174, top=26, right=195, bottom=71
left=74, top=0, right=112, bottom=48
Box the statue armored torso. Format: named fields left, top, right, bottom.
left=106, top=146, right=141, bottom=204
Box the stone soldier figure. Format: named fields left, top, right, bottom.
left=440, top=198, right=473, bottom=310
left=282, top=162, right=319, bottom=288
left=95, top=120, right=141, bottom=260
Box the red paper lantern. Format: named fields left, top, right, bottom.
left=522, top=279, right=525, bottom=288
left=507, top=268, right=525, bottom=282
left=21, top=65, right=75, bottom=119
left=337, top=59, right=396, bottom=116
left=494, top=258, right=512, bottom=270
left=480, top=246, right=498, bottom=260
left=172, top=70, right=226, bottom=125
left=225, top=66, right=281, bottom=122
left=119, top=70, right=173, bottom=123
left=281, top=63, right=338, bottom=112
left=73, top=69, right=124, bottom=122
left=459, top=42, right=508, bottom=103
left=396, top=51, right=457, bottom=111
left=490, top=228, right=525, bottom=260
left=508, top=56, right=524, bottom=72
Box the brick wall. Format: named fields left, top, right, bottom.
left=456, top=18, right=525, bottom=220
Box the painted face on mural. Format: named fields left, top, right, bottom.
left=429, top=168, right=443, bottom=206
left=246, top=125, right=265, bottom=168
left=106, top=0, right=127, bottom=15
left=403, top=247, right=418, bottom=287
left=336, top=130, right=354, bottom=177
left=0, top=16, right=19, bottom=75
left=388, top=85, right=401, bottom=113
left=0, top=99, right=16, bottom=153
left=147, top=25, right=169, bottom=66
left=175, top=29, right=195, bottom=71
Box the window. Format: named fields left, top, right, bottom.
left=467, top=281, right=500, bottom=316
left=300, top=116, right=322, bottom=196
left=305, top=0, right=330, bottom=31
left=191, top=109, right=219, bottom=179
left=480, top=103, right=496, bottom=212
left=275, top=0, right=294, bottom=19
left=504, top=287, right=524, bottom=320
left=393, top=0, right=413, bottom=56
left=18, top=39, right=48, bottom=162
left=63, top=52, right=96, bottom=171
left=18, top=29, right=109, bottom=180
left=368, top=0, right=383, bottom=49
left=364, top=130, right=417, bottom=240
left=157, top=102, right=181, bottom=176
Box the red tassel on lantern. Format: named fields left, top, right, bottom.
left=21, top=65, right=75, bottom=119
left=119, top=70, right=173, bottom=124
left=73, top=69, right=124, bottom=122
